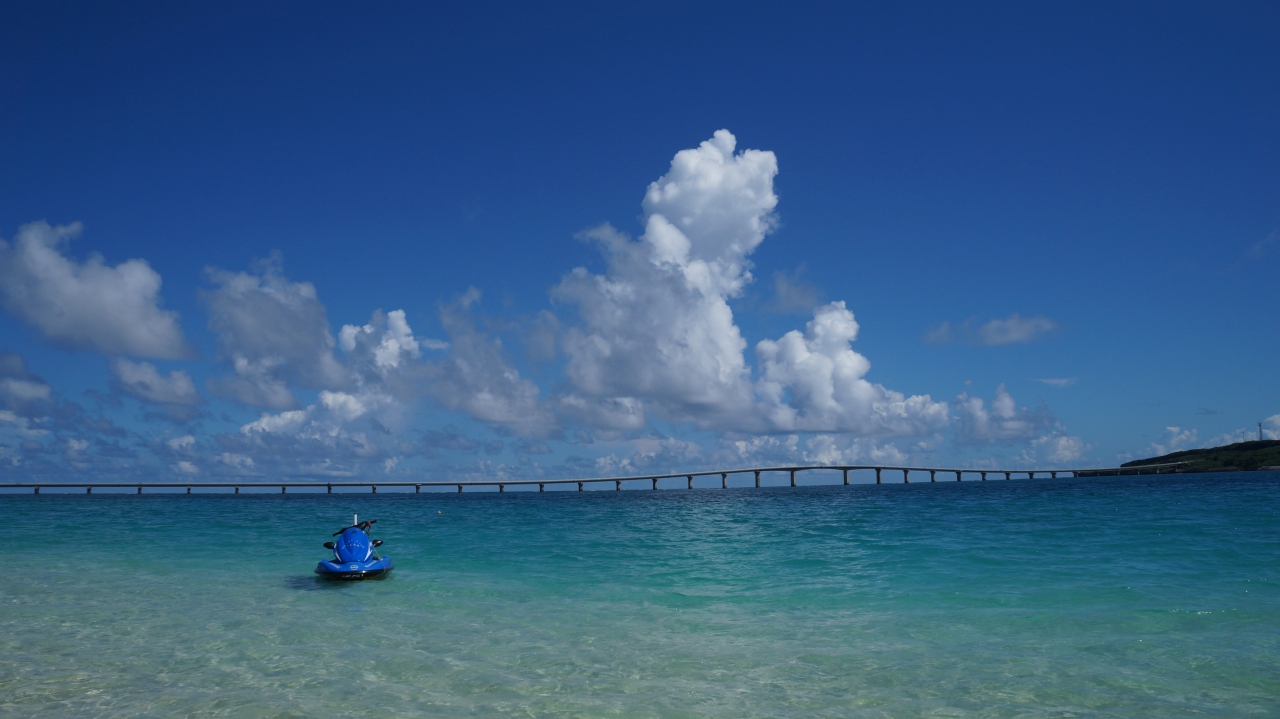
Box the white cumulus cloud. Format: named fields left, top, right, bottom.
left=1205, top=415, right=1280, bottom=446
left=553, top=131, right=775, bottom=429
left=425, top=288, right=558, bottom=438
left=204, top=256, right=347, bottom=409
left=1031, top=433, right=1087, bottom=463
left=592, top=436, right=703, bottom=477
left=110, top=358, right=202, bottom=409
left=0, top=352, right=52, bottom=417
left=756, top=302, right=948, bottom=434
left=241, top=409, right=310, bottom=435
left=1145, top=426, right=1199, bottom=457
left=954, top=384, right=1054, bottom=443
left=554, top=130, right=942, bottom=436
left=801, top=435, right=912, bottom=466
left=339, top=309, right=426, bottom=371
left=0, top=221, right=188, bottom=358
left=166, top=435, right=195, bottom=451
left=228, top=384, right=412, bottom=479
left=218, top=453, right=255, bottom=471
left=718, top=433, right=915, bottom=468
left=319, top=390, right=383, bottom=422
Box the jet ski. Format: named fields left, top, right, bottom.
left=315, top=514, right=393, bottom=580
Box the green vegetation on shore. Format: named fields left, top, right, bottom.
left=1123, top=440, right=1280, bottom=472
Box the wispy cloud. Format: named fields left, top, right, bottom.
left=1246, top=229, right=1278, bottom=259
left=926, top=314, right=1059, bottom=346
left=764, top=265, right=822, bottom=314
left=1033, top=377, right=1076, bottom=387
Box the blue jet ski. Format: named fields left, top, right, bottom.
left=315, top=514, right=393, bottom=580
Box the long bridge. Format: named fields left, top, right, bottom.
left=0, top=461, right=1189, bottom=494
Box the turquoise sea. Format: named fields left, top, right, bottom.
left=2, top=473, right=1277, bottom=718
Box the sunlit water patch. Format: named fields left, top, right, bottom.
left=1, top=473, right=1277, bottom=717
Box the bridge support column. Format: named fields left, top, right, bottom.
left=754, top=471, right=760, bottom=488
left=1027, top=472, right=1034, bottom=479
left=416, top=484, right=421, bottom=493
left=721, top=473, right=727, bottom=489
left=687, top=475, right=693, bottom=489
left=327, top=483, right=332, bottom=494
left=235, top=486, right=240, bottom=494
left=458, top=484, right=463, bottom=492
left=956, top=471, right=962, bottom=481
left=577, top=482, right=583, bottom=492
left=652, top=478, right=658, bottom=490
left=281, top=486, right=286, bottom=494
left=980, top=472, right=986, bottom=481
left=1004, top=472, right=1010, bottom=480
left=843, top=469, right=849, bottom=485
left=372, top=485, right=378, bottom=493
left=34, top=486, right=39, bottom=494
left=498, top=484, right=504, bottom=493
left=137, top=485, right=142, bottom=494
left=1050, top=472, right=1057, bottom=478
left=875, top=468, right=882, bottom=484
left=930, top=470, right=936, bottom=482
left=790, top=470, right=796, bottom=487
left=87, top=486, right=92, bottom=494
left=186, top=486, right=191, bottom=494
left=903, top=469, right=910, bottom=483
left=616, top=480, right=621, bottom=491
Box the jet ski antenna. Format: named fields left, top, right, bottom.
left=353, top=513, right=358, bottom=526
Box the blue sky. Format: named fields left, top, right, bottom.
left=1, top=2, right=1277, bottom=482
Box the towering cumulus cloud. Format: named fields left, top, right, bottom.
left=555, top=130, right=945, bottom=435
left=0, top=221, right=188, bottom=358
left=554, top=130, right=772, bottom=429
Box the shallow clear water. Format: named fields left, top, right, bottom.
left=1, top=473, right=1277, bottom=718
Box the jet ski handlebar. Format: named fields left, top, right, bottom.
left=332, top=519, right=377, bottom=536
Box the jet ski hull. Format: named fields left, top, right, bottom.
left=315, top=557, right=394, bottom=580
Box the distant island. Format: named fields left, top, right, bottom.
left=1123, top=440, right=1280, bottom=473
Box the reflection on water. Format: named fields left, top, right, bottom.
left=282, top=574, right=337, bottom=591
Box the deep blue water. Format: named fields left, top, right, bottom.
left=1, top=473, right=1277, bottom=717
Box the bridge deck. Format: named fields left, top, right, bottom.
left=0, top=462, right=1190, bottom=494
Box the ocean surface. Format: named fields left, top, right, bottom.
left=1, top=473, right=1277, bottom=718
